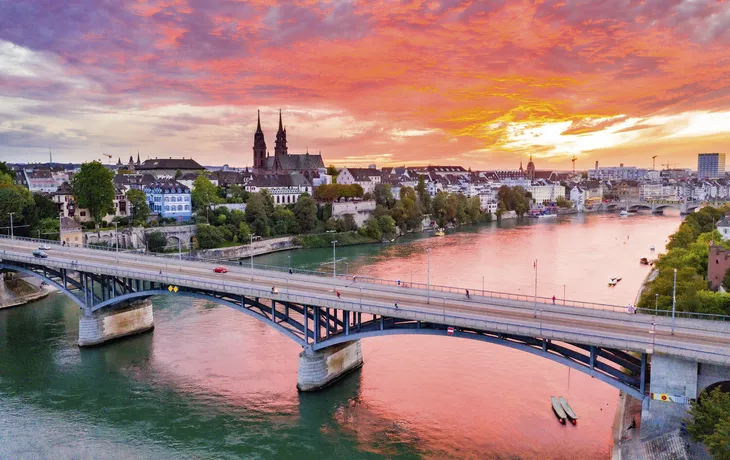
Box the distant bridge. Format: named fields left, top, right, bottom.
left=1, top=235, right=729, bottom=402
left=604, top=200, right=714, bottom=214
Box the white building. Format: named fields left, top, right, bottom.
left=639, top=183, right=664, bottom=200
left=528, top=183, right=566, bottom=204
left=337, top=168, right=382, bottom=194
left=23, top=169, right=57, bottom=193
left=588, top=165, right=647, bottom=181
left=245, top=173, right=312, bottom=206
left=718, top=216, right=730, bottom=240
left=570, top=186, right=587, bottom=211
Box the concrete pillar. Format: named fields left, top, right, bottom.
left=78, top=298, right=154, bottom=347
left=297, top=340, right=363, bottom=392
left=641, top=354, right=698, bottom=438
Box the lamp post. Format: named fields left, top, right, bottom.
left=672, top=268, right=677, bottom=335
left=426, top=247, right=431, bottom=304
left=8, top=212, right=15, bottom=240
left=59, top=213, right=63, bottom=245
left=332, top=240, right=338, bottom=279
left=114, top=221, right=119, bottom=252
left=533, top=258, right=538, bottom=318
left=250, top=233, right=256, bottom=272
left=655, top=293, right=659, bottom=316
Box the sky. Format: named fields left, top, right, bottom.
left=1, top=0, right=730, bottom=170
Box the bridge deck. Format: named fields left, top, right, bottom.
left=1, top=238, right=729, bottom=367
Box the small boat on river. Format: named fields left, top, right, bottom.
left=551, top=396, right=567, bottom=424
left=434, top=228, right=445, bottom=236
left=650, top=245, right=655, bottom=251
left=559, top=397, right=578, bottom=424
left=640, top=257, right=649, bottom=265
left=620, top=210, right=629, bottom=216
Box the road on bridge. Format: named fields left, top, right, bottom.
left=2, top=238, right=729, bottom=365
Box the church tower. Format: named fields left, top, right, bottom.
left=526, top=154, right=536, bottom=181
left=253, top=110, right=267, bottom=169
left=274, top=109, right=288, bottom=157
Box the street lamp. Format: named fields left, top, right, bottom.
left=8, top=212, right=15, bottom=240
left=59, top=213, right=63, bottom=245
left=672, top=268, right=677, bottom=335
left=533, top=258, right=538, bottom=318
left=250, top=233, right=256, bottom=272
left=655, top=293, right=659, bottom=316
left=332, top=240, right=338, bottom=279
left=114, top=221, right=119, bottom=252
left=426, top=247, right=431, bottom=304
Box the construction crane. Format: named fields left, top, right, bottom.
left=571, top=156, right=577, bottom=174
left=652, top=155, right=657, bottom=170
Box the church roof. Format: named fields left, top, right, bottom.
left=249, top=173, right=311, bottom=188
left=265, top=153, right=324, bottom=171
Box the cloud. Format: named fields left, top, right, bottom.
left=1, top=0, right=730, bottom=168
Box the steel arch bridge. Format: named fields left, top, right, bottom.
left=0, top=257, right=649, bottom=399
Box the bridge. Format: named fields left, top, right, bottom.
left=604, top=200, right=707, bottom=214
left=1, top=236, right=729, bottom=411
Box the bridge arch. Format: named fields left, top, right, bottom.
left=0, top=264, right=86, bottom=310
left=90, top=289, right=306, bottom=346
left=313, top=328, right=645, bottom=399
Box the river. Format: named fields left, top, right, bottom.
left=0, top=212, right=681, bottom=459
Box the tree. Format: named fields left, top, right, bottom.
left=174, top=169, right=183, bottom=180
left=326, top=165, right=340, bottom=183
left=556, top=196, right=573, bottom=209
left=294, top=194, right=318, bottom=232
left=245, top=193, right=270, bottom=237
left=126, top=189, right=150, bottom=225
left=195, top=225, right=226, bottom=249
left=272, top=207, right=298, bottom=235
left=33, top=193, right=58, bottom=220
left=723, top=269, right=730, bottom=292
left=238, top=222, right=251, bottom=242
left=342, top=214, right=357, bottom=231
left=72, top=161, right=115, bottom=225
left=147, top=231, right=167, bottom=252
left=373, top=183, right=395, bottom=208
left=360, top=218, right=382, bottom=240
left=191, top=174, right=222, bottom=219
left=686, top=386, right=730, bottom=458
left=36, top=218, right=60, bottom=240
left=0, top=161, right=12, bottom=178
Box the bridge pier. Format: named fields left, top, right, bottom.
left=297, top=340, right=363, bottom=392
left=641, top=354, right=699, bottom=437
left=78, top=299, right=154, bottom=347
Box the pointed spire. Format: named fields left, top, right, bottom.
left=256, top=109, right=262, bottom=132
left=278, top=109, right=283, bottom=132
left=137, top=151, right=140, bottom=165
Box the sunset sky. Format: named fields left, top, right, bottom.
left=1, top=0, right=730, bottom=169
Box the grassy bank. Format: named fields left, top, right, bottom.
left=293, top=231, right=377, bottom=248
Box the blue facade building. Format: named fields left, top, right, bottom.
left=144, top=181, right=192, bottom=222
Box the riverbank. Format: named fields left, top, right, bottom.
left=0, top=277, right=49, bottom=309
left=292, top=231, right=377, bottom=249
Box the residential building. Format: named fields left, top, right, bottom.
left=528, top=182, right=565, bottom=204
left=409, top=165, right=470, bottom=178
left=570, top=186, right=587, bottom=211
left=23, top=169, right=57, bottom=193
left=588, top=164, right=648, bottom=181
left=244, top=173, right=312, bottom=206
left=136, top=157, right=205, bottom=179
left=717, top=216, right=730, bottom=240
left=60, top=217, right=83, bottom=247
left=144, top=181, right=193, bottom=222
left=615, top=181, right=641, bottom=203
left=337, top=168, right=382, bottom=194
left=698, top=153, right=726, bottom=180
left=177, top=172, right=219, bottom=190
left=639, top=183, right=664, bottom=200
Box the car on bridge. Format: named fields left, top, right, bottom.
left=213, top=266, right=228, bottom=273
left=38, top=244, right=51, bottom=250
left=32, top=250, right=48, bottom=258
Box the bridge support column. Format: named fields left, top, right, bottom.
left=297, top=340, right=363, bottom=392
left=641, top=354, right=698, bottom=438
left=78, top=299, right=154, bottom=347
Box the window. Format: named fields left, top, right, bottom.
left=185, top=205, right=189, bottom=210
left=178, top=205, right=183, bottom=211
left=165, top=205, right=170, bottom=211
left=165, top=196, right=169, bottom=202
left=80, top=211, right=86, bottom=216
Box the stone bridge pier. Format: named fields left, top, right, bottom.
left=297, top=340, right=363, bottom=391
left=78, top=299, right=154, bottom=347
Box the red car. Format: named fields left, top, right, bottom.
left=213, top=266, right=228, bottom=273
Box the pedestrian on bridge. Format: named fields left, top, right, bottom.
left=336, top=290, right=341, bottom=298
left=552, top=295, right=556, bottom=304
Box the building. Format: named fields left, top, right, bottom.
left=144, top=181, right=192, bottom=222
left=177, top=172, right=219, bottom=190
left=569, top=186, right=587, bottom=211
left=23, top=169, right=57, bottom=193
left=708, top=245, right=730, bottom=290
left=639, top=183, right=664, bottom=201
left=244, top=173, right=312, bottom=206
left=337, top=168, right=382, bottom=194
left=588, top=164, right=648, bottom=181
left=60, top=217, right=83, bottom=247
left=136, top=158, right=205, bottom=179
left=698, top=153, right=726, bottom=180
left=253, top=110, right=325, bottom=179
left=528, top=182, right=565, bottom=204
left=718, top=216, right=730, bottom=240
left=526, top=155, right=536, bottom=181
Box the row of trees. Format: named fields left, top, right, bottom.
left=314, top=184, right=363, bottom=202
left=637, top=206, right=730, bottom=315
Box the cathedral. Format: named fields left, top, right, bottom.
left=253, top=110, right=325, bottom=179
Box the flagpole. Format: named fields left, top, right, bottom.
left=533, top=258, right=538, bottom=318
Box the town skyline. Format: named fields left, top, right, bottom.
left=2, top=1, right=730, bottom=168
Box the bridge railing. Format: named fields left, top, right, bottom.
left=4, top=235, right=730, bottom=323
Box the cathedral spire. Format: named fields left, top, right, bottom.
left=137, top=151, right=141, bottom=165
left=256, top=109, right=262, bottom=133
left=278, top=109, right=284, bottom=133
left=274, top=109, right=288, bottom=156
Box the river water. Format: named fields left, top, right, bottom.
left=0, top=213, right=680, bottom=459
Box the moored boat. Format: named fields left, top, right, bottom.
left=551, top=396, right=567, bottom=424
left=609, top=278, right=617, bottom=286
left=640, top=257, right=649, bottom=265
left=559, top=397, right=578, bottom=424
left=620, top=210, right=629, bottom=216
left=434, top=228, right=445, bottom=236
